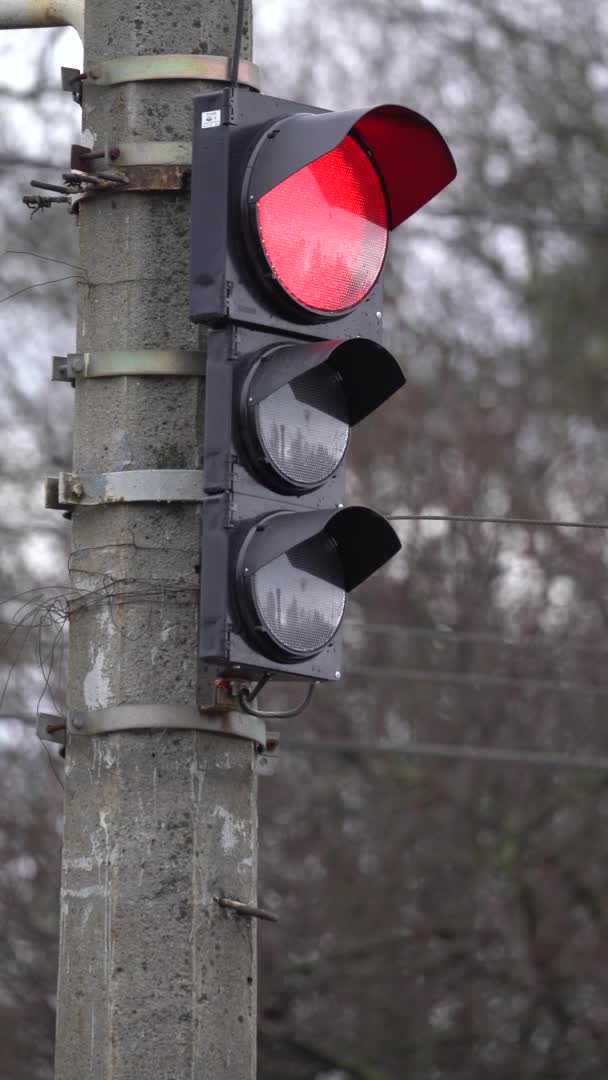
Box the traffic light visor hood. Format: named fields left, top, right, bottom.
left=240, top=507, right=401, bottom=592
left=241, top=340, right=405, bottom=493
left=247, top=340, right=406, bottom=424
left=247, top=103, right=457, bottom=231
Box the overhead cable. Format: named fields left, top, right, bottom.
left=282, top=736, right=608, bottom=773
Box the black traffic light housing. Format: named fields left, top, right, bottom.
left=202, top=496, right=400, bottom=681
left=191, top=86, right=456, bottom=684
left=202, top=326, right=405, bottom=504
left=190, top=88, right=456, bottom=340
left=199, top=325, right=405, bottom=681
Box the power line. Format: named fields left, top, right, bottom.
left=282, top=736, right=608, bottom=773
left=387, top=513, right=608, bottom=531
left=345, top=621, right=608, bottom=654
left=0, top=273, right=84, bottom=305
left=1, top=249, right=84, bottom=272
left=347, top=665, right=608, bottom=698
left=420, top=206, right=608, bottom=237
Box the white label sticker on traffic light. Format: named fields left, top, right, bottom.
left=201, top=109, right=221, bottom=129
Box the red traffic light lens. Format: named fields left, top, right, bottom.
left=255, top=134, right=388, bottom=314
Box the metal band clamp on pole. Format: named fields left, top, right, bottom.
left=86, top=54, right=260, bottom=90
left=53, top=350, right=205, bottom=380
left=39, top=706, right=267, bottom=749
left=45, top=469, right=203, bottom=509
left=38, top=710, right=279, bottom=772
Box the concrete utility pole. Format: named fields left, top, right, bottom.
left=53, top=2, right=259, bottom=1078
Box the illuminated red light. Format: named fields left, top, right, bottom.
left=256, top=134, right=388, bottom=313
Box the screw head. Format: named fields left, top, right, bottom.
left=71, top=714, right=84, bottom=730
left=335, top=671, right=341, bottom=679
left=71, top=481, right=85, bottom=498
left=376, top=311, right=382, bottom=319
left=71, top=357, right=84, bottom=373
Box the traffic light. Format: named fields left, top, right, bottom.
left=190, top=88, right=456, bottom=685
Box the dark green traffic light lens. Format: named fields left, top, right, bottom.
left=249, top=533, right=346, bottom=658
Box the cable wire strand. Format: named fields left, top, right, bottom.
left=1, top=249, right=84, bottom=271
left=419, top=206, right=608, bottom=236
left=281, top=736, right=608, bottom=773
left=387, top=513, right=608, bottom=531
left=231, top=0, right=246, bottom=88
left=346, top=664, right=608, bottom=697
left=345, top=621, right=608, bottom=654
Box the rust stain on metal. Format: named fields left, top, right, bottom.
left=47, top=722, right=67, bottom=735
left=73, top=164, right=191, bottom=199
left=216, top=897, right=278, bottom=923
left=119, top=163, right=191, bottom=191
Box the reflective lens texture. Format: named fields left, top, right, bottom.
left=256, top=134, right=388, bottom=313
left=255, top=366, right=349, bottom=488
left=251, top=535, right=346, bottom=656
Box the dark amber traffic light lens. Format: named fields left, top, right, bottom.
left=254, top=365, right=349, bottom=490
left=256, top=134, right=388, bottom=313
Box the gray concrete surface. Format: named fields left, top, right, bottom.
left=54, top=2, right=258, bottom=1077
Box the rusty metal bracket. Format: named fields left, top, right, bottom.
left=45, top=469, right=202, bottom=509
left=29, top=142, right=194, bottom=218
left=37, top=714, right=66, bottom=747
left=85, top=54, right=260, bottom=90
left=67, top=164, right=190, bottom=206
left=256, top=731, right=280, bottom=776
left=216, top=897, right=279, bottom=923
left=103, top=163, right=190, bottom=192
left=61, top=66, right=84, bottom=104
left=53, top=350, right=204, bottom=381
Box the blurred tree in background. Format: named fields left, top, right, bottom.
left=0, top=27, right=77, bottom=1077
left=1, top=2, right=607, bottom=1077
left=255, top=2, right=608, bottom=1077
